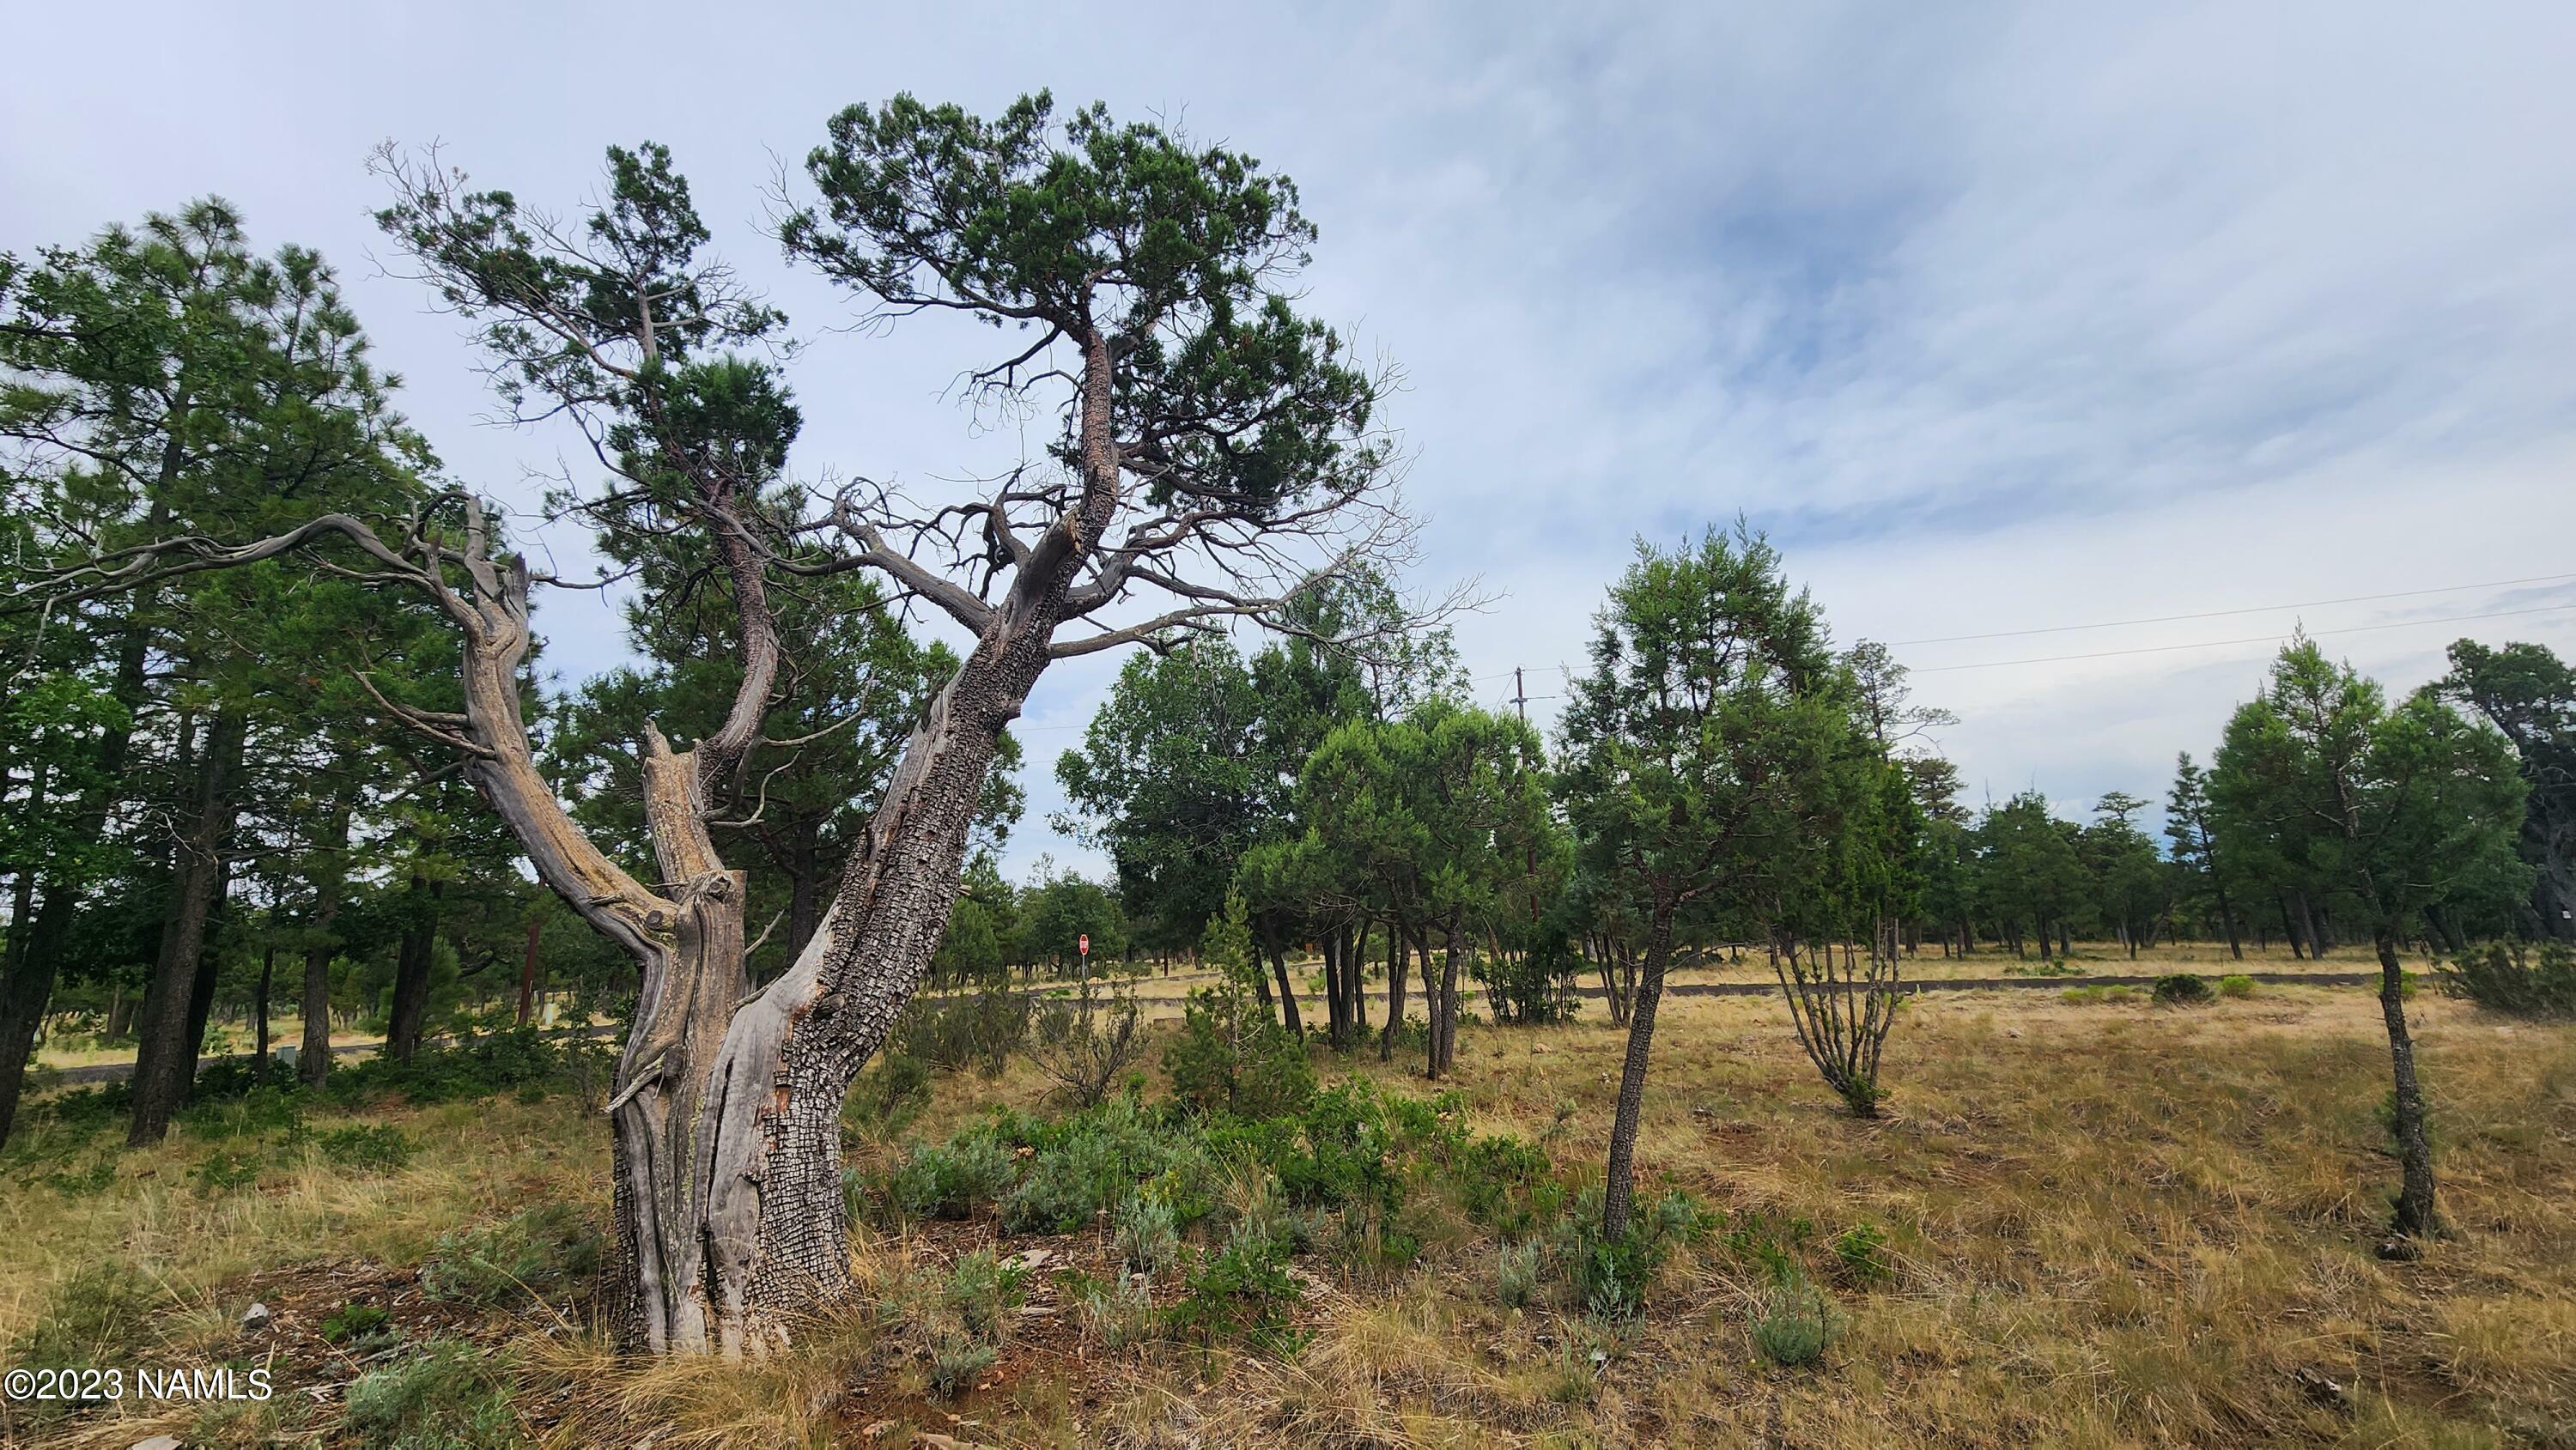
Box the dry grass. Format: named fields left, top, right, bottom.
left=4, top=980, right=2570, bottom=1447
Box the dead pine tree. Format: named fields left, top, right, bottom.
left=1773, top=931, right=1904, bottom=1118
left=19, top=94, right=1445, bottom=1354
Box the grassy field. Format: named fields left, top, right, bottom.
left=24, top=940, right=2370, bottom=1073
left=3, top=974, right=2570, bottom=1447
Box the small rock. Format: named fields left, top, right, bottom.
left=2293, top=1366, right=2352, bottom=1411
left=2374, top=1236, right=2422, bottom=1263
left=240, top=1301, right=272, bottom=1332
left=1003, top=1247, right=1054, bottom=1272
left=130, top=1439, right=185, bottom=1450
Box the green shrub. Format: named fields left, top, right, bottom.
left=926, top=1333, right=997, bottom=1400
left=1552, top=1185, right=1714, bottom=1323
left=2152, top=974, right=2212, bottom=1005
left=1573, top=1235, right=1652, bottom=1322
left=2216, top=974, right=2257, bottom=999
left=943, top=1248, right=1028, bottom=1343
left=1832, top=1222, right=1891, bottom=1286
left=1751, top=1269, right=1841, bottom=1368
left=848, top=1048, right=932, bottom=1128
left=1170, top=1221, right=1302, bottom=1346
left=420, top=1204, right=604, bottom=1308
left=891, top=982, right=1031, bottom=1077
left=342, top=1338, right=520, bottom=1447
left=1267, top=1081, right=1431, bottom=1216
left=1000, top=1138, right=1115, bottom=1234
left=1031, top=974, right=1147, bottom=1108
left=888, top=1133, right=1016, bottom=1220
left=316, top=1124, right=416, bottom=1172
left=2004, top=960, right=2082, bottom=978
left=322, top=1025, right=569, bottom=1109
left=1164, top=990, right=1315, bottom=1120
left=1475, top=938, right=1583, bottom=1025
left=321, top=1302, right=395, bottom=1349
left=9, top=1262, right=161, bottom=1371
left=1115, top=1192, right=1182, bottom=1277
left=191, top=1145, right=267, bottom=1195
left=1066, top=1268, right=1156, bottom=1350
left=1451, top=1131, right=1558, bottom=1235
left=181, top=1083, right=305, bottom=1140
left=1495, top=1241, right=1541, bottom=1309
left=2437, top=941, right=2576, bottom=1018
left=999, top=1097, right=1205, bottom=1234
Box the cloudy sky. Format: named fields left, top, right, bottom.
left=9, top=2, right=2575, bottom=881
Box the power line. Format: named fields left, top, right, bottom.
left=1886, top=572, right=2576, bottom=646
left=1910, top=602, right=2576, bottom=674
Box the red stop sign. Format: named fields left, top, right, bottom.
left=1078, top=933, right=1090, bottom=956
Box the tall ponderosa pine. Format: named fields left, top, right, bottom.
left=0, top=203, right=432, bottom=1146
left=2165, top=753, right=2243, bottom=959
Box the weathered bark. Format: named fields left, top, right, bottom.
left=682, top=577, right=1074, bottom=1352
left=1601, top=906, right=1675, bottom=1241
left=129, top=708, right=246, bottom=1145
left=597, top=341, right=1124, bottom=1352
